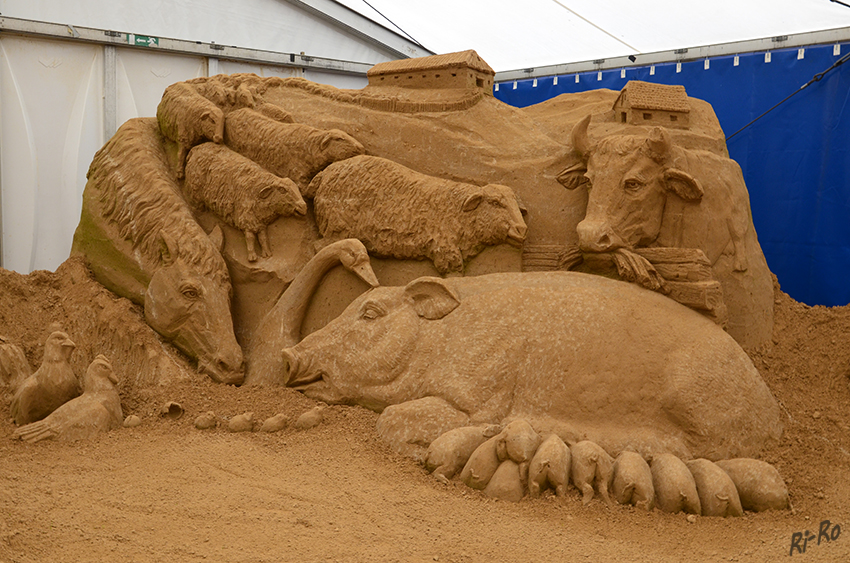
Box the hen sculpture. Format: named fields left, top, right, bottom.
left=13, top=355, right=123, bottom=443
left=10, top=331, right=80, bottom=425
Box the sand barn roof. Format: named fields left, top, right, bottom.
left=368, top=50, right=495, bottom=77
left=617, top=81, right=691, bottom=113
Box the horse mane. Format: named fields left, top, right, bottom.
left=86, top=118, right=230, bottom=287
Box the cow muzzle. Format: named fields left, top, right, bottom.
left=576, top=219, right=624, bottom=253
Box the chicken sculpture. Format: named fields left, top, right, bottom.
left=13, top=355, right=123, bottom=443
left=10, top=331, right=80, bottom=425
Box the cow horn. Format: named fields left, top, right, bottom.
left=570, top=115, right=592, bottom=159
left=646, top=127, right=671, bottom=163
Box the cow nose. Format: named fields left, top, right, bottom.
left=576, top=220, right=620, bottom=253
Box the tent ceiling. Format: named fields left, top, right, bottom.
left=333, top=0, right=850, bottom=71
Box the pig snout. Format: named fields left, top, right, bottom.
left=281, top=347, right=301, bottom=386
left=576, top=219, right=624, bottom=253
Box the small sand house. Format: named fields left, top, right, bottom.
left=367, top=50, right=495, bottom=94
left=614, top=81, right=690, bottom=129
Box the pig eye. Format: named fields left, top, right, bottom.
left=361, top=302, right=386, bottom=320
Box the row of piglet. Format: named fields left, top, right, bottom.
left=424, top=419, right=790, bottom=516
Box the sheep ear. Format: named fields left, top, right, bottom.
left=404, top=278, right=460, bottom=320
left=258, top=186, right=273, bottom=199
left=462, top=193, right=483, bottom=212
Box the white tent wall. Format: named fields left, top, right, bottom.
left=0, top=35, right=104, bottom=273
left=0, top=1, right=427, bottom=274
left=0, top=0, right=423, bottom=66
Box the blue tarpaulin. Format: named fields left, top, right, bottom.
left=495, top=43, right=850, bottom=307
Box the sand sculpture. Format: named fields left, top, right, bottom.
left=558, top=83, right=774, bottom=348
left=10, top=331, right=80, bottom=425
left=183, top=142, right=307, bottom=261
left=282, top=271, right=781, bottom=459
left=0, top=335, right=31, bottom=391
left=13, top=355, right=123, bottom=443
left=67, top=53, right=789, bottom=515
left=311, top=155, right=527, bottom=273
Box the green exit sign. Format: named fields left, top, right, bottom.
left=128, top=34, right=159, bottom=47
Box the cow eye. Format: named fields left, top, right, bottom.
left=623, top=178, right=644, bottom=193
left=361, top=303, right=385, bottom=320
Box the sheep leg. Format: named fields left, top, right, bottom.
left=258, top=227, right=273, bottom=258
left=245, top=231, right=259, bottom=262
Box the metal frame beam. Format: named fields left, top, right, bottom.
left=495, top=26, right=850, bottom=82
left=0, top=15, right=375, bottom=75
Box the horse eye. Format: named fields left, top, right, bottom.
left=181, top=287, right=200, bottom=300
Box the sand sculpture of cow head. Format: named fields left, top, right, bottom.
left=557, top=115, right=775, bottom=348
left=558, top=115, right=733, bottom=264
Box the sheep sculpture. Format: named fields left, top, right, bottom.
left=156, top=82, right=225, bottom=179
left=224, top=107, right=364, bottom=192
left=309, top=155, right=528, bottom=274
left=184, top=142, right=308, bottom=262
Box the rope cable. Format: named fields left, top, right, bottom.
left=726, top=49, right=850, bottom=141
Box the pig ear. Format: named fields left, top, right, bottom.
left=663, top=168, right=703, bottom=202
left=404, top=278, right=460, bottom=320
left=462, top=193, right=483, bottom=212
left=557, top=162, right=589, bottom=190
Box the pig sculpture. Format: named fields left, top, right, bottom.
left=283, top=271, right=782, bottom=462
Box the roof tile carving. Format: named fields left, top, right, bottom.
left=368, top=50, right=495, bottom=77
left=617, top=81, right=690, bottom=113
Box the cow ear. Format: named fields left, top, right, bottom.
left=404, top=278, right=460, bottom=320
left=462, top=193, right=483, bottom=212
left=207, top=225, right=225, bottom=252
left=663, top=168, right=704, bottom=202
left=557, top=162, right=589, bottom=190
left=157, top=230, right=178, bottom=266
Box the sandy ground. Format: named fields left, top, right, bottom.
left=1, top=260, right=849, bottom=563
